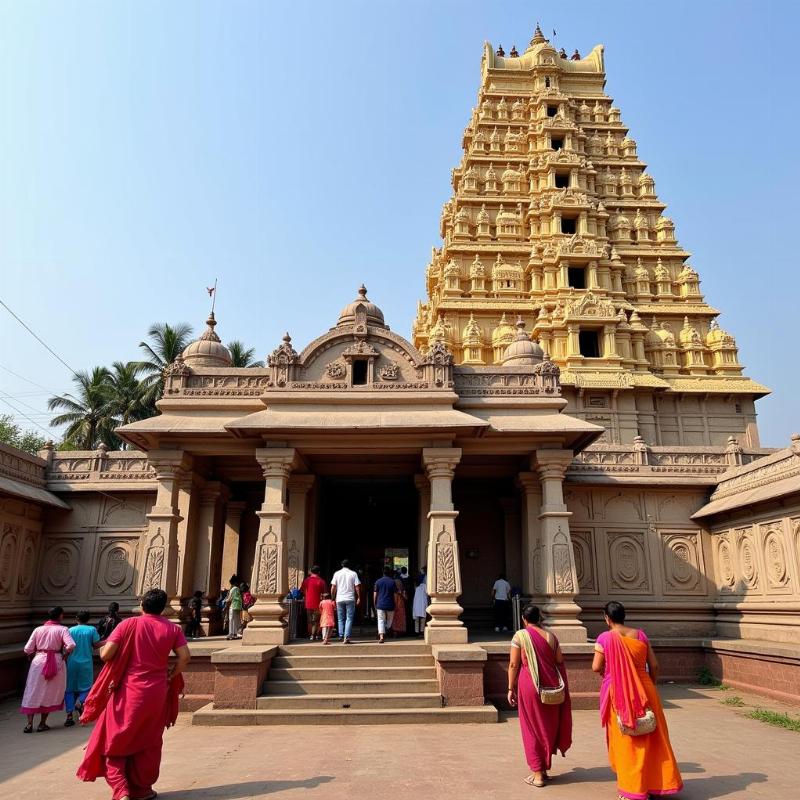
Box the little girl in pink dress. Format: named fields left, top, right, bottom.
left=319, top=594, right=336, bottom=645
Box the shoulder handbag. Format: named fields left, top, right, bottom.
left=617, top=708, right=657, bottom=736
left=520, top=628, right=566, bottom=705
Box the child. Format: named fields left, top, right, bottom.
left=187, top=590, right=203, bottom=639
left=319, top=592, right=336, bottom=645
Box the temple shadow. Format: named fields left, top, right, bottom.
left=157, top=776, right=334, bottom=798
left=681, top=772, right=768, bottom=799
left=550, top=765, right=613, bottom=784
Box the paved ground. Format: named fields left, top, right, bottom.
left=0, top=684, right=796, bottom=799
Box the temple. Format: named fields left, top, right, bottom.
left=1, top=25, right=798, bottom=719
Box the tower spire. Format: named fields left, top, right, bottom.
left=530, top=23, right=545, bottom=47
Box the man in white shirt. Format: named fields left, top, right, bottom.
left=330, top=559, right=361, bottom=644
left=491, top=573, right=513, bottom=633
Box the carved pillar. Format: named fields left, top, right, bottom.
left=193, top=482, right=230, bottom=629
left=423, top=447, right=466, bottom=644
left=534, top=449, right=587, bottom=642
left=221, top=501, right=246, bottom=589
left=499, top=497, right=522, bottom=590
left=517, top=472, right=543, bottom=597
left=243, top=448, right=295, bottom=645
left=287, top=476, right=315, bottom=589
left=140, top=451, right=189, bottom=603
left=414, top=474, right=431, bottom=578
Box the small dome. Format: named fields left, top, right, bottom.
left=181, top=312, right=232, bottom=368
left=337, top=285, right=386, bottom=328
left=706, top=319, right=736, bottom=348
left=502, top=318, right=544, bottom=366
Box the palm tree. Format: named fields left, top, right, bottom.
left=137, top=322, right=193, bottom=408
left=104, top=361, right=150, bottom=447
left=48, top=367, right=116, bottom=450
left=227, top=340, right=264, bottom=368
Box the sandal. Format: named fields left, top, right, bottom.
left=524, top=775, right=545, bottom=788
left=36, top=723, right=50, bottom=732
left=23, top=724, right=33, bottom=733
left=64, top=717, right=76, bottom=727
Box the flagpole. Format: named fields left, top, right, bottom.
left=210, top=278, right=217, bottom=314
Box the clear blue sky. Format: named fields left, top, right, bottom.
left=0, top=1, right=796, bottom=447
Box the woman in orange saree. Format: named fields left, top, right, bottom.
left=592, top=601, right=682, bottom=800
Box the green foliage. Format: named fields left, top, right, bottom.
left=43, top=324, right=264, bottom=449
left=722, top=695, right=745, bottom=707
left=227, top=340, right=264, bottom=368
left=0, top=414, right=47, bottom=455
left=697, top=667, right=720, bottom=686
left=746, top=708, right=800, bottom=732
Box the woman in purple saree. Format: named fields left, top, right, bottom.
left=508, top=604, right=573, bottom=787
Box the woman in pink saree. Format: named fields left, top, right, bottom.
left=77, top=588, right=190, bottom=800
left=21, top=606, right=75, bottom=733
left=508, top=604, right=573, bottom=787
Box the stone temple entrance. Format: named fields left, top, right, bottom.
left=315, top=476, right=419, bottom=584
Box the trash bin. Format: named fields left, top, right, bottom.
left=283, top=597, right=305, bottom=641
left=511, top=594, right=522, bottom=631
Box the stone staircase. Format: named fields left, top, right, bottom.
left=193, top=640, right=497, bottom=725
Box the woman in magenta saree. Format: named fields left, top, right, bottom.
left=508, top=604, right=572, bottom=787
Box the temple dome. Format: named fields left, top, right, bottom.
left=491, top=313, right=516, bottom=347
left=337, top=285, right=386, bottom=328
left=181, top=313, right=232, bottom=368
left=501, top=317, right=544, bottom=366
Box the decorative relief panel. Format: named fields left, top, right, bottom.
left=93, top=536, right=139, bottom=597
left=661, top=532, right=704, bottom=595
left=16, top=530, right=38, bottom=598
left=571, top=529, right=597, bottom=594
left=100, top=497, right=148, bottom=527
left=38, top=537, right=82, bottom=597
left=255, top=527, right=279, bottom=595
left=656, top=494, right=700, bottom=522
left=607, top=531, right=650, bottom=593
left=761, top=526, right=790, bottom=591
left=0, top=523, right=19, bottom=598
left=735, top=528, right=759, bottom=591
left=716, top=533, right=737, bottom=593
left=602, top=492, right=644, bottom=522
left=142, top=531, right=165, bottom=591
left=435, top=526, right=457, bottom=594
left=565, top=490, right=592, bottom=522
left=552, top=529, right=575, bottom=594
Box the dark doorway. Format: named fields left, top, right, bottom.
left=315, top=476, right=419, bottom=581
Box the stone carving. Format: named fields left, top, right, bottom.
left=39, top=537, right=82, bottom=596
left=17, top=532, right=36, bottom=597
left=737, top=530, right=758, bottom=588
left=142, top=531, right=165, bottom=591
left=763, top=529, right=788, bottom=588
left=255, top=527, right=280, bottom=594
left=662, top=533, right=702, bottom=593
left=571, top=530, right=596, bottom=593
left=287, top=539, right=299, bottom=590
left=608, top=532, right=650, bottom=592
left=436, top=543, right=456, bottom=593
left=325, top=360, right=346, bottom=380
left=0, top=525, right=17, bottom=597
left=717, top=536, right=735, bottom=589
left=95, top=538, right=137, bottom=596
left=378, top=363, right=400, bottom=381
left=553, top=529, right=575, bottom=593
left=342, top=341, right=379, bottom=357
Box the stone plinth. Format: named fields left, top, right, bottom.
left=432, top=644, right=487, bottom=707
left=209, top=645, right=277, bottom=709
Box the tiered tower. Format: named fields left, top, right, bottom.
left=413, top=25, right=768, bottom=447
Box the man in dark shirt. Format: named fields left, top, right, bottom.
left=373, top=566, right=398, bottom=643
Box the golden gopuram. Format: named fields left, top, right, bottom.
left=0, top=25, right=798, bottom=723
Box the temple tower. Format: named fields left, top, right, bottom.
left=413, top=26, right=768, bottom=447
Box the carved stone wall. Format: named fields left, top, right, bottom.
left=0, top=497, right=44, bottom=644
left=708, top=506, right=800, bottom=643
left=35, top=491, right=155, bottom=617
left=564, top=484, right=713, bottom=637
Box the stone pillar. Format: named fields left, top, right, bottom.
left=287, top=475, right=315, bottom=589
left=175, top=474, right=201, bottom=601
left=221, top=501, right=246, bottom=588
left=517, top=472, right=543, bottom=597
left=193, top=482, right=230, bottom=622
left=423, top=447, right=467, bottom=644
left=534, top=449, right=587, bottom=642
left=414, top=474, right=431, bottom=578
left=140, top=451, right=189, bottom=600
left=243, top=448, right=295, bottom=645
left=499, top=497, right=522, bottom=591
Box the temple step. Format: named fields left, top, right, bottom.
left=192, top=703, right=498, bottom=726
left=256, top=692, right=443, bottom=710
left=270, top=653, right=435, bottom=668
left=263, top=678, right=441, bottom=695
left=278, top=641, right=430, bottom=656
left=268, top=665, right=436, bottom=682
